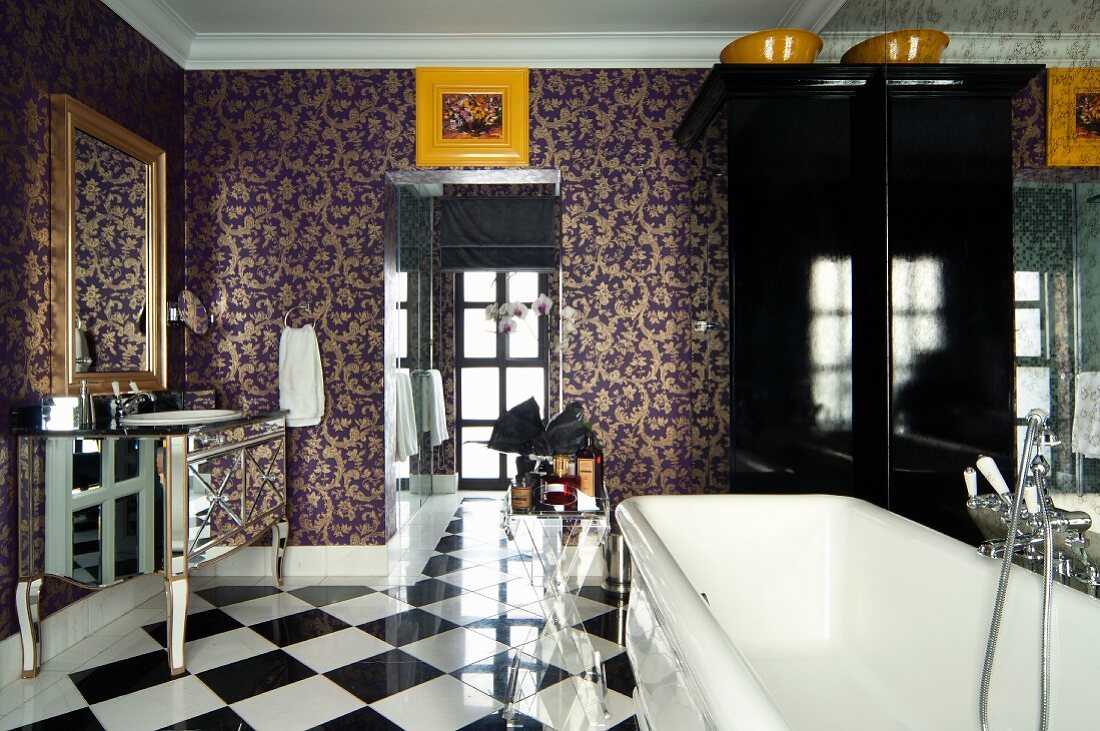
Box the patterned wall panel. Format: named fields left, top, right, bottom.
left=184, top=68, right=710, bottom=542
left=0, top=0, right=183, bottom=640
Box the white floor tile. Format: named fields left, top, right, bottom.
left=218, top=592, right=313, bottom=626
left=401, top=627, right=510, bottom=674
left=475, top=578, right=550, bottom=609
left=0, top=671, right=69, bottom=720
left=0, top=674, right=85, bottom=730
left=187, top=594, right=216, bottom=614
left=282, top=627, right=392, bottom=674
left=97, top=599, right=166, bottom=638
left=90, top=675, right=225, bottom=731
left=523, top=593, right=615, bottom=625
left=182, top=627, right=278, bottom=674
left=231, top=675, right=365, bottom=731
left=449, top=546, right=521, bottom=564
left=436, top=566, right=514, bottom=591
left=517, top=677, right=634, bottom=731
left=369, top=674, right=502, bottom=731
left=420, top=593, right=511, bottom=626
left=73, top=631, right=164, bottom=672
left=320, top=592, right=411, bottom=626
left=465, top=607, right=553, bottom=649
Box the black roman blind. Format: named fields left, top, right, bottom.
left=439, top=196, right=557, bottom=272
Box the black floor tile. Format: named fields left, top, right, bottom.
left=420, top=554, right=467, bottom=578
left=196, top=650, right=314, bottom=704
left=573, top=584, right=628, bottom=607
left=323, top=648, right=443, bottom=704
left=600, top=651, right=636, bottom=697
left=445, top=519, right=464, bottom=535
left=70, top=650, right=178, bottom=705
left=383, top=578, right=464, bottom=607
left=248, top=608, right=351, bottom=647
left=433, top=534, right=478, bottom=552
left=306, top=705, right=403, bottom=730
left=466, top=611, right=549, bottom=648
left=194, top=585, right=282, bottom=607
left=13, top=708, right=104, bottom=730
left=143, top=608, right=245, bottom=647
left=288, top=585, right=373, bottom=607
left=457, top=710, right=542, bottom=729
left=576, top=604, right=628, bottom=644
left=357, top=608, right=461, bottom=646
left=159, top=707, right=254, bottom=730
left=452, top=649, right=566, bottom=703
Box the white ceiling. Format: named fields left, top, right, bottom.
left=101, top=0, right=1098, bottom=69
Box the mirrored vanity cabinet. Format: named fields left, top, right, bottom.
left=12, top=410, right=288, bottom=678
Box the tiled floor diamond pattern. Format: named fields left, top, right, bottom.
left=0, top=495, right=638, bottom=730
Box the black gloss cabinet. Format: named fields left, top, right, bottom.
left=678, top=64, right=1041, bottom=542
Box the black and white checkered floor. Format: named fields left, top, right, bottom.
left=1, top=496, right=637, bottom=730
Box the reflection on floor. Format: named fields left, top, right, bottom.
left=0, top=494, right=637, bottom=730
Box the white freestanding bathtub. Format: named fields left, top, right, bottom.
left=617, top=494, right=1100, bottom=731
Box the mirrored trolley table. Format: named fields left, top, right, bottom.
left=13, top=410, right=288, bottom=678
left=501, top=485, right=613, bottom=727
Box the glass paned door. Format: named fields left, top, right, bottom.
left=455, top=271, right=549, bottom=489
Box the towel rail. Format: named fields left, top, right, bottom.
left=283, top=304, right=317, bottom=327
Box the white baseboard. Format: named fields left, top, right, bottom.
left=191, top=545, right=389, bottom=578
left=0, top=574, right=163, bottom=688
left=409, top=474, right=457, bottom=494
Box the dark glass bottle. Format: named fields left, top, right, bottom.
left=576, top=431, right=604, bottom=497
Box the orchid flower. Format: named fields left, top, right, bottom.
left=484, top=303, right=499, bottom=321
left=560, top=305, right=576, bottom=321
left=498, top=317, right=519, bottom=335
left=505, top=301, right=528, bottom=319
left=532, top=293, right=553, bottom=316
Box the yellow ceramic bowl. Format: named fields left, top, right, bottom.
left=841, top=29, right=950, bottom=64
left=720, top=29, right=824, bottom=64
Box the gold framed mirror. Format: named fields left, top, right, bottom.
left=50, top=94, right=166, bottom=395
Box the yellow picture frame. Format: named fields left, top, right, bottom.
left=1046, top=67, right=1100, bottom=167
left=415, top=67, right=529, bottom=167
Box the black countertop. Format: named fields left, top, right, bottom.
left=11, top=400, right=287, bottom=437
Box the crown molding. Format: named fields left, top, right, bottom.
left=100, top=0, right=193, bottom=67
left=184, top=32, right=738, bottom=69
left=819, top=31, right=1100, bottom=67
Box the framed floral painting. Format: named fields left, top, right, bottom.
left=1047, top=67, right=1100, bottom=167
left=415, top=68, right=529, bottom=167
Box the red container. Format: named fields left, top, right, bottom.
left=539, top=484, right=578, bottom=511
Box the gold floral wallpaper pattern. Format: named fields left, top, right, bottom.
left=0, top=0, right=184, bottom=641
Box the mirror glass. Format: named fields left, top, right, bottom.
left=51, top=94, right=166, bottom=394
left=385, top=169, right=561, bottom=531
left=179, top=289, right=210, bottom=335
left=72, top=129, right=149, bottom=372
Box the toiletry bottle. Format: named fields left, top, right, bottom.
left=576, top=430, right=603, bottom=497
left=78, top=380, right=95, bottom=429
left=510, top=478, right=532, bottom=512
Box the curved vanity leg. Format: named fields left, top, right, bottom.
left=165, top=575, right=189, bottom=676
left=272, top=520, right=289, bottom=587
left=16, top=577, right=43, bottom=678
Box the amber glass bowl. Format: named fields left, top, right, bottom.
left=720, top=29, right=824, bottom=64
left=841, top=29, right=950, bottom=64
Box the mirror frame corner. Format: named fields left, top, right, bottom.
left=49, top=93, right=167, bottom=396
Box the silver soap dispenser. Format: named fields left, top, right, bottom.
left=78, top=379, right=95, bottom=429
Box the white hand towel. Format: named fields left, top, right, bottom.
left=427, top=369, right=449, bottom=446
left=1071, top=372, right=1100, bottom=458
left=395, top=369, right=419, bottom=462
left=279, top=324, right=325, bottom=427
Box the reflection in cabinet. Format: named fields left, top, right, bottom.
left=15, top=412, right=287, bottom=678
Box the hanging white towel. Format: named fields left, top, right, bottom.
left=395, top=369, right=419, bottom=462
left=1071, top=372, right=1100, bottom=458
left=279, top=324, right=325, bottom=427
left=423, top=370, right=449, bottom=446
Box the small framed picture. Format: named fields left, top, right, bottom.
left=1046, top=67, right=1100, bottom=167
left=415, top=68, right=529, bottom=167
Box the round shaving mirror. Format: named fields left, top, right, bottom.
left=178, top=289, right=210, bottom=335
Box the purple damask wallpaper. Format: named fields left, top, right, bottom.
left=0, top=0, right=183, bottom=641
left=184, top=68, right=709, bottom=546
left=1014, top=69, right=1100, bottom=183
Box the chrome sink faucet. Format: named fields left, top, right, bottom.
left=111, top=381, right=153, bottom=420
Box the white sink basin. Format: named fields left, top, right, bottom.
left=120, top=409, right=242, bottom=426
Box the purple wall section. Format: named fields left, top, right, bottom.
left=183, top=68, right=708, bottom=547
left=0, top=0, right=183, bottom=640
